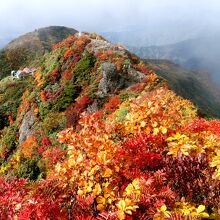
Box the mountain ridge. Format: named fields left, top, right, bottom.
left=0, top=31, right=219, bottom=219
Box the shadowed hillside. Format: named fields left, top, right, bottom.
left=145, top=59, right=220, bottom=118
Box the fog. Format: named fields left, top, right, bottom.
left=0, top=0, right=220, bottom=46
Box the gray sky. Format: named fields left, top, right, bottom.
left=0, top=1, right=220, bottom=87
left=0, top=0, right=220, bottom=41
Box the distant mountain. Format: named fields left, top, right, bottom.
left=0, top=26, right=78, bottom=79
left=101, top=23, right=219, bottom=47
left=102, top=29, right=195, bottom=47
left=129, top=33, right=220, bottom=85
left=146, top=59, right=220, bottom=118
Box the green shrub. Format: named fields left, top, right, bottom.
left=0, top=112, right=9, bottom=130
left=43, top=112, right=66, bottom=134
left=0, top=80, right=28, bottom=118
left=72, top=52, right=96, bottom=83
left=43, top=48, right=64, bottom=74
left=117, top=107, right=129, bottom=123
left=51, top=82, right=80, bottom=111
left=120, top=92, right=139, bottom=102
left=15, top=157, right=41, bottom=180
left=1, top=126, right=17, bottom=152
left=0, top=48, right=34, bottom=79
left=39, top=101, right=52, bottom=119
left=0, top=51, right=10, bottom=79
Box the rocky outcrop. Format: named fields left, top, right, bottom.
left=19, top=109, right=35, bottom=144
left=98, top=62, right=125, bottom=95
left=97, top=62, right=145, bottom=97
left=86, top=38, right=127, bottom=57
left=126, top=67, right=146, bottom=83
left=86, top=100, right=99, bottom=113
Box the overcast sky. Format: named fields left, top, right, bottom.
left=0, top=0, right=220, bottom=41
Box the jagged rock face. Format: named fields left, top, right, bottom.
left=97, top=62, right=145, bottom=97
left=126, top=67, right=145, bottom=83
left=86, top=37, right=128, bottom=58
left=19, top=110, right=35, bottom=144
left=98, top=62, right=125, bottom=95
left=86, top=39, right=115, bottom=55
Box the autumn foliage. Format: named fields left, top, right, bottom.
left=0, top=32, right=219, bottom=220
left=20, top=136, right=38, bottom=158
left=65, top=95, right=93, bottom=127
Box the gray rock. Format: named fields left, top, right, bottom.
left=86, top=100, right=99, bottom=113
left=126, top=67, right=145, bottom=83
left=86, top=39, right=115, bottom=55
left=98, top=62, right=125, bottom=96
left=85, top=39, right=127, bottom=57
left=97, top=62, right=146, bottom=97
left=19, top=109, right=35, bottom=144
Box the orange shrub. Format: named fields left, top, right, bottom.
left=40, top=90, right=47, bottom=102
left=63, top=49, right=73, bottom=59
left=20, top=136, right=38, bottom=158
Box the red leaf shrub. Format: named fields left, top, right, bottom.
left=62, top=70, right=72, bottom=80
left=185, top=118, right=220, bottom=135
left=18, top=180, right=70, bottom=220
left=0, top=178, right=28, bottom=219
left=63, top=49, right=73, bottom=59
left=40, top=90, right=47, bottom=102
left=41, top=136, right=52, bottom=147
left=38, top=137, right=52, bottom=154
left=66, top=96, right=93, bottom=128
left=53, top=35, right=77, bottom=49
left=104, top=95, right=121, bottom=113
left=129, top=83, right=146, bottom=93
left=162, top=154, right=220, bottom=208
left=42, top=146, right=66, bottom=168
left=114, top=133, right=164, bottom=181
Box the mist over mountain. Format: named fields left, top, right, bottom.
left=1, top=0, right=220, bottom=48
left=129, top=32, right=220, bottom=85
left=127, top=32, right=220, bottom=117
left=0, top=39, right=8, bottom=49
left=5, top=26, right=77, bottom=52
left=102, top=22, right=220, bottom=47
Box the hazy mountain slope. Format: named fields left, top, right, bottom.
left=130, top=33, right=220, bottom=85
left=145, top=59, right=220, bottom=118
left=0, top=32, right=219, bottom=219
left=0, top=26, right=77, bottom=79
left=101, top=23, right=218, bottom=47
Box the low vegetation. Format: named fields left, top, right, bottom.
left=0, top=33, right=219, bottom=219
